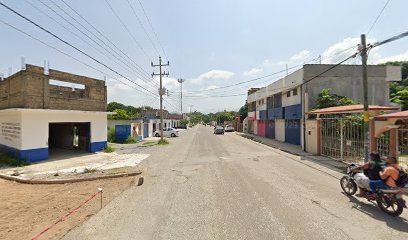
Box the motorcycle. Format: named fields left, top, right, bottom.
left=340, top=164, right=407, bottom=217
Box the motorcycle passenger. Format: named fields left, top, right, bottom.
left=368, top=156, right=401, bottom=198
left=352, top=152, right=385, bottom=197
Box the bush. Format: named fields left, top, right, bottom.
left=0, top=151, right=29, bottom=167
left=123, top=136, right=137, bottom=144
left=158, top=139, right=169, bottom=145
left=108, top=128, right=116, bottom=143
left=103, top=145, right=115, bottom=153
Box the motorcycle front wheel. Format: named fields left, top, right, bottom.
left=376, top=194, right=404, bottom=217
left=340, top=176, right=357, bottom=195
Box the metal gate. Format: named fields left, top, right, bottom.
left=398, top=129, right=408, bottom=167
left=266, top=120, right=275, bottom=139
left=285, top=119, right=301, bottom=145
left=321, top=118, right=365, bottom=164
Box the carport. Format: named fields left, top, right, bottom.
left=48, top=122, right=90, bottom=152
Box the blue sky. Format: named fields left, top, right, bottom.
left=1, top=0, right=407, bottom=113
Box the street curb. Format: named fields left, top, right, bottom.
left=236, top=132, right=344, bottom=180
left=0, top=170, right=142, bottom=184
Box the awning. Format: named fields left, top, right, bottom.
left=306, top=104, right=399, bottom=115
left=374, top=110, right=408, bottom=120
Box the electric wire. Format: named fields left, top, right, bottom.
left=48, top=0, right=159, bottom=89
left=0, top=18, right=158, bottom=104
left=136, top=0, right=168, bottom=60
left=59, top=0, right=159, bottom=86
left=126, top=0, right=161, bottom=57
left=367, top=0, right=391, bottom=35
left=26, top=0, right=158, bottom=93
left=0, top=2, right=159, bottom=97
left=103, top=0, right=151, bottom=62
left=370, top=29, right=408, bottom=48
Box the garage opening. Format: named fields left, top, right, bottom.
left=48, top=122, right=90, bottom=152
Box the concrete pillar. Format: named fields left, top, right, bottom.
left=370, top=119, right=377, bottom=152
left=390, top=128, right=397, bottom=158
left=316, top=117, right=321, bottom=156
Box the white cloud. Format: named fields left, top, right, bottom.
left=163, top=77, right=180, bottom=91
left=376, top=50, right=408, bottom=64
left=244, top=50, right=312, bottom=78
left=284, top=50, right=312, bottom=64
left=321, top=38, right=359, bottom=64
left=190, top=70, right=234, bottom=85
left=244, top=68, right=263, bottom=77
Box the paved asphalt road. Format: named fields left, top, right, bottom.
left=63, top=125, right=408, bottom=240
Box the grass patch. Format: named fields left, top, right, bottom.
left=107, top=128, right=115, bottom=143
left=123, top=136, right=138, bottom=144
left=158, top=139, right=169, bottom=145
left=0, top=151, right=29, bottom=167
left=103, top=145, right=115, bottom=153
left=142, top=140, right=156, bottom=146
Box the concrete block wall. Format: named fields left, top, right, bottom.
left=0, top=64, right=107, bottom=111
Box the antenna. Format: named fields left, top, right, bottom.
left=21, top=57, right=26, bottom=70
left=8, top=67, right=12, bottom=77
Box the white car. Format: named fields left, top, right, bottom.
left=225, top=126, right=235, bottom=132
left=154, top=128, right=180, bottom=137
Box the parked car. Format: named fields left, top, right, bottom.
left=214, top=126, right=225, bottom=135
left=225, top=126, right=234, bottom=132
left=154, top=128, right=179, bottom=137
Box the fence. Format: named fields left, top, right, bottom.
left=321, top=118, right=408, bottom=167
left=320, top=118, right=365, bottom=165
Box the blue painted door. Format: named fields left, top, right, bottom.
left=115, top=125, right=131, bottom=143
left=143, top=124, right=149, bottom=138
left=266, top=120, right=275, bottom=139
left=285, top=120, right=300, bottom=145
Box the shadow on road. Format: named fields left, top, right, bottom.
left=342, top=192, right=408, bottom=233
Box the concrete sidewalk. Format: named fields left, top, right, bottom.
left=0, top=151, right=149, bottom=181
left=237, top=132, right=348, bottom=176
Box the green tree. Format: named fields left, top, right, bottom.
left=238, top=102, right=248, bottom=122
left=112, top=109, right=129, bottom=120
left=381, top=61, right=408, bottom=110
left=391, top=89, right=408, bottom=110
left=316, top=88, right=357, bottom=109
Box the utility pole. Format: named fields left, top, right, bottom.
left=177, top=78, right=185, bottom=115
left=360, top=34, right=370, bottom=162
left=152, top=56, right=169, bottom=142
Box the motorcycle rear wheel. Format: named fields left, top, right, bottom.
left=376, top=194, right=404, bottom=217
left=340, top=176, right=357, bottom=195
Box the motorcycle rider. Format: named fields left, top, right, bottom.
left=368, top=156, right=401, bottom=199
left=351, top=152, right=386, bottom=197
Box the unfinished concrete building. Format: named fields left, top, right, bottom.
left=0, top=64, right=109, bottom=162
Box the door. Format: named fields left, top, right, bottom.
left=143, top=123, right=149, bottom=138
left=266, top=120, right=275, bottom=139
left=285, top=120, right=301, bottom=145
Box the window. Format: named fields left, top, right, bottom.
left=293, top=88, right=298, bottom=96
left=286, top=91, right=291, bottom=97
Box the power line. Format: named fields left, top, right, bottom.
left=26, top=0, right=158, bottom=93
left=47, top=0, right=158, bottom=89
left=186, top=54, right=358, bottom=100
left=370, top=29, right=408, bottom=48
left=0, top=18, right=159, bottom=103
left=103, top=0, right=151, bottom=61
left=59, top=0, right=159, bottom=85
left=136, top=0, right=168, bottom=60
left=0, top=2, right=159, bottom=97
left=126, top=0, right=161, bottom=56
left=367, top=0, right=391, bottom=35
